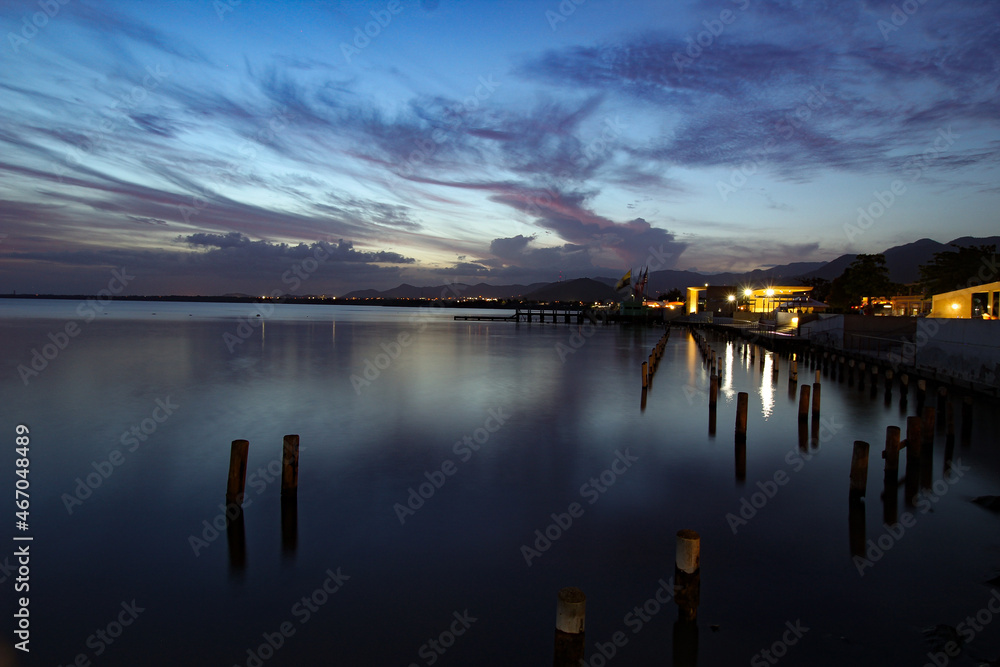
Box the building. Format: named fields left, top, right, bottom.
left=686, top=285, right=819, bottom=315
left=929, top=280, right=1000, bottom=319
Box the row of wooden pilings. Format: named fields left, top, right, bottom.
left=640, top=327, right=672, bottom=411
left=222, top=435, right=301, bottom=568
left=554, top=530, right=701, bottom=666
left=689, top=324, right=977, bottom=559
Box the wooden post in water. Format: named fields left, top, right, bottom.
left=675, top=530, right=701, bottom=622
left=905, top=416, right=922, bottom=459
left=553, top=587, right=586, bottom=667
left=882, top=426, right=901, bottom=477
left=815, top=369, right=821, bottom=384
left=641, top=361, right=648, bottom=388
left=961, top=395, right=973, bottom=442
left=921, top=407, right=935, bottom=449
left=884, top=368, right=894, bottom=393
left=735, top=392, right=748, bottom=440
left=811, top=382, right=821, bottom=420
left=281, top=434, right=299, bottom=496
left=798, top=384, right=811, bottom=422
left=849, top=441, right=870, bottom=500
left=882, top=426, right=900, bottom=526
left=226, top=439, right=250, bottom=506
left=709, top=374, right=718, bottom=408
left=937, top=387, right=948, bottom=427
left=900, top=373, right=909, bottom=397
left=790, top=357, right=798, bottom=382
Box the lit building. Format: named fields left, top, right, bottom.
left=929, top=280, right=1000, bottom=319
left=686, top=285, right=820, bottom=315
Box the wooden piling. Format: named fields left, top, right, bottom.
left=905, top=416, right=922, bottom=458
left=849, top=441, right=870, bottom=499
left=815, top=369, right=821, bottom=384
left=798, top=384, right=811, bottom=422
left=811, top=382, right=821, bottom=419
left=961, top=396, right=973, bottom=442
left=281, top=434, right=299, bottom=496
left=882, top=426, right=901, bottom=476
left=735, top=392, right=748, bottom=439
left=553, top=587, right=586, bottom=667
left=790, top=358, right=798, bottom=382
left=642, top=361, right=648, bottom=388
left=900, top=373, right=909, bottom=395
left=709, top=374, right=718, bottom=408
left=921, top=407, right=935, bottom=448
left=675, top=530, right=701, bottom=622
left=226, top=439, right=250, bottom=506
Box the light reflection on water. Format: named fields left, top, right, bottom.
left=2, top=300, right=1000, bottom=666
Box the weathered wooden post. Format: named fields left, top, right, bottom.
left=961, top=395, right=973, bottom=443
left=905, top=416, right=923, bottom=459
left=884, top=368, right=894, bottom=394
left=553, top=587, right=586, bottom=667
left=921, top=407, right=935, bottom=449
left=735, top=392, right=748, bottom=440
left=790, top=356, right=798, bottom=383
left=226, top=439, right=250, bottom=506
left=882, top=426, right=901, bottom=478
left=675, top=530, right=701, bottom=622
left=882, top=426, right=900, bottom=526
left=642, top=361, right=648, bottom=388
left=900, top=373, right=909, bottom=397
left=811, top=382, right=821, bottom=420
left=281, top=434, right=299, bottom=496
left=815, top=369, right=821, bottom=384
left=709, top=374, right=718, bottom=408
left=849, top=441, right=869, bottom=500
left=226, top=504, right=247, bottom=572
left=937, top=387, right=948, bottom=427
left=798, top=384, right=811, bottom=422
left=916, top=378, right=927, bottom=413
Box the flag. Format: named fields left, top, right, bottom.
left=636, top=267, right=649, bottom=296
left=614, top=269, right=632, bottom=291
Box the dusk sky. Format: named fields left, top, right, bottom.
left=1, top=0, right=998, bottom=295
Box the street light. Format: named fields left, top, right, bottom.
left=765, top=288, right=775, bottom=315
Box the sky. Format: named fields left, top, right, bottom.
left=0, top=0, right=998, bottom=295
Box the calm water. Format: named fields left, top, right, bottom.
left=2, top=299, right=1000, bottom=666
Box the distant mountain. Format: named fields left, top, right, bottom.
left=800, top=236, right=1000, bottom=283
left=341, top=236, right=1000, bottom=300
left=523, top=278, right=618, bottom=302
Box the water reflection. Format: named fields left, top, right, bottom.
left=759, top=354, right=774, bottom=419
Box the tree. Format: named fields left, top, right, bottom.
left=800, top=277, right=831, bottom=303
left=918, top=244, right=997, bottom=297
left=829, top=254, right=895, bottom=314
